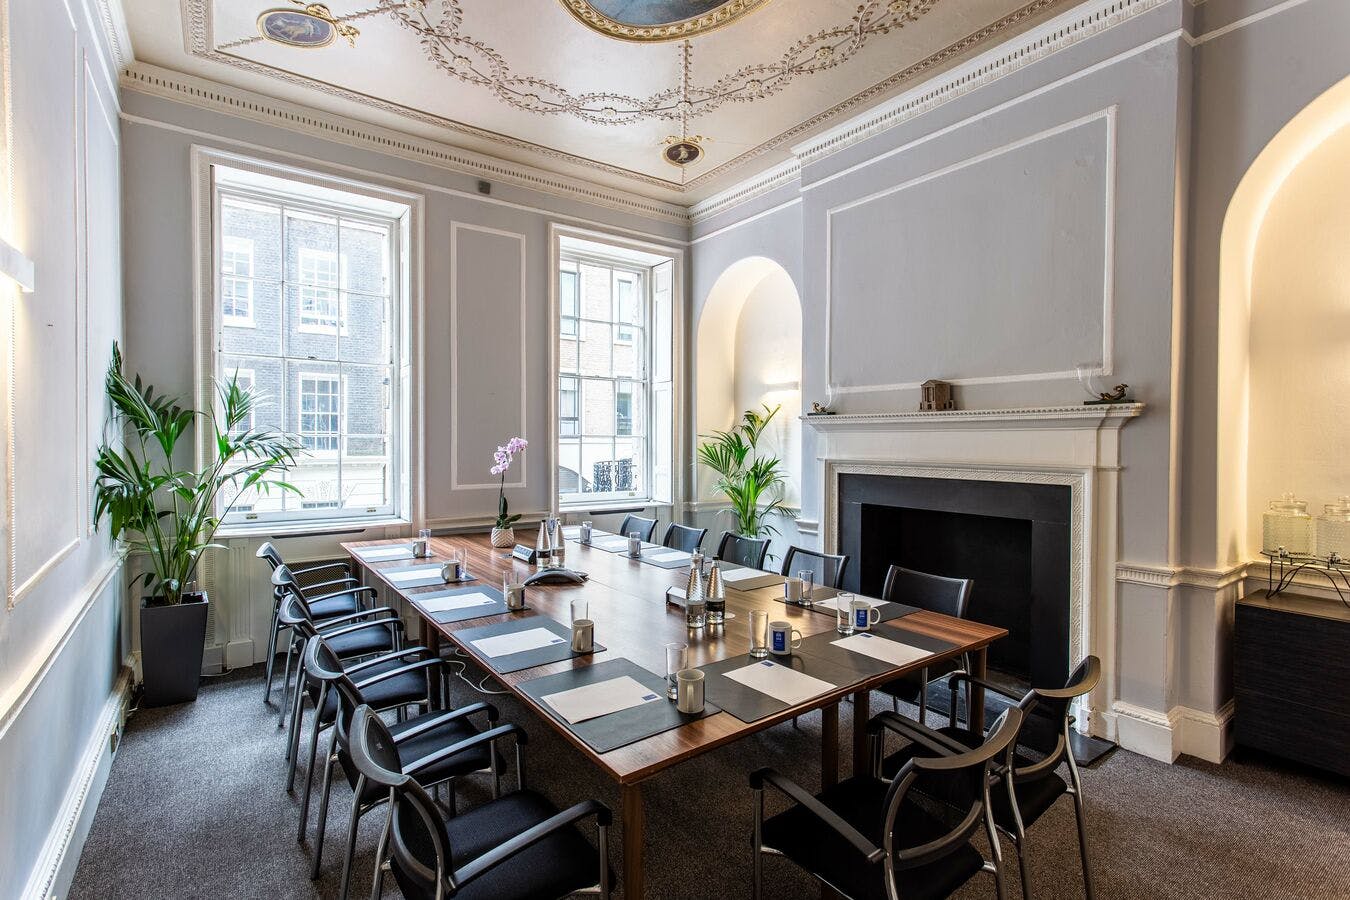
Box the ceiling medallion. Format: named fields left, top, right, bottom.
left=662, top=138, right=705, bottom=167
left=258, top=2, right=376, bottom=48
left=557, top=0, right=775, bottom=42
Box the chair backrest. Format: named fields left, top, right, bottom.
left=305, top=637, right=369, bottom=747
left=716, top=532, right=770, bottom=570
left=618, top=514, right=657, bottom=542
left=256, top=541, right=284, bottom=571
left=273, top=567, right=320, bottom=634
left=1014, top=655, right=1101, bottom=781
left=781, top=546, right=850, bottom=589
left=350, top=705, right=452, bottom=899
left=881, top=565, right=973, bottom=619
left=882, top=707, right=1022, bottom=873
left=662, top=523, right=707, bottom=553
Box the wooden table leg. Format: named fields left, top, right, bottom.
left=622, top=781, right=645, bottom=900
left=820, top=702, right=839, bottom=790
left=969, top=647, right=988, bottom=732
left=851, top=689, right=871, bottom=778
left=423, top=625, right=442, bottom=709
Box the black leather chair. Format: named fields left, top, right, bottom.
left=662, top=522, right=707, bottom=553
left=780, top=546, right=849, bottom=589
left=874, top=565, right=973, bottom=723
left=348, top=704, right=613, bottom=900
left=257, top=541, right=363, bottom=704
left=715, top=531, right=770, bottom=570
left=751, top=708, right=1022, bottom=900
left=304, top=638, right=505, bottom=899
left=879, top=656, right=1102, bottom=900
left=617, top=514, right=657, bottom=543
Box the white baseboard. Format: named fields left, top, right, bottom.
left=22, top=664, right=133, bottom=900
left=1102, top=699, right=1234, bottom=764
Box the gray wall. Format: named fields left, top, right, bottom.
left=0, top=0, right=126, bottom=896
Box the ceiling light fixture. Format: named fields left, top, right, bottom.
left=0, top=235, right=35, bottom=294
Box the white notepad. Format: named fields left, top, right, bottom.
left=387, top=566, right=444, bottom=585
left=562, top=526, right=583, bottom=540
left=724, top=660, right=836, bottom=706
left=541, top=675, right=662, bottom=725
left=831, top=632, right=930, bottom=667
left=592, top=535, right=629, bottom=549
left=720, top=569, right=785, bottom=590
left=720, top=567, right=763, bottom=584
left=471, top=627, right=566, bottom=659
left=418, top=592, right=497, bottom=614
left=646, top=549, right=690, bottom=563
left=813, top=596, right=891, bottom=613
left=355, top=545, right=415, bottom=561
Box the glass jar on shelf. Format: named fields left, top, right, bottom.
left=1316, top=497, right=1350, bottom=561
left=1262, top=492, right=1313, bottom=556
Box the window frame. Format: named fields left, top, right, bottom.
left=198, top=149, right=418, bottom=533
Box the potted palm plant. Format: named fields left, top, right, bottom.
left=94, top=343, right=302, bottom=706
left=697, top=404, right=795, bottom=555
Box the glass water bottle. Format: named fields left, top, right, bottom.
left=1262, top=493, right=1313, bottom=556
left=1316, top=498, right=1350, bottom=561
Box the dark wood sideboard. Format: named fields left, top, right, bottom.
left=1235, top=590, right=1350, bottom=776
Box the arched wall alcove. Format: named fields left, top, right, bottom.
left=1216, top=73, right=1350, bottom=559
left=694, top=257, right=803, bottom=527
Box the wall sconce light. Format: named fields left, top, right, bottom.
left=0, top=236, right=35, bottom=293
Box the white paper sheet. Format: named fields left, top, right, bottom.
left=646, top=549, right=690, bottom=563
left=724, top=660, right=836, bottom=706
left=591, top=535, right=630, bottom=549
left=830, top=632, right=930, bottom=667
left=541, top=675, right=662, bottom=725
left=355, top=545, right=415, bottom=561
left=418, top=592, right=497, bottom=614
left=720, top=569, right=785, bottom=590
left=471, top=627, right=567, bottom=659
left=720, top=567, right=763, bottom=583
left=387, top=566, right=445, bottom=585
left=812, top=596, right=891, bottom=613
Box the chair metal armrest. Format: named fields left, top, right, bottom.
left=308, top=585, right=378, bottom=606
left=290, top=560, right=352, bottom=578
left=341, top=646, right=432, bottom=676
left=304, top=576, right=361, bottom=594
left=318, top=618, right=403, bottom=641
left=869, top=711, right=970, bottom=757
left=353, top=656, right=445, bottom=690
left=750, top=768, right=884, bottom=863
left=315, top=606, right=399, bottom=630
left=452, top=799, right=611, bottom=888
left=945, top=672, right=1027, bottom=705
left=404, top=723, right=527, bottom=777
left=392, top=702, right=498, bottom=744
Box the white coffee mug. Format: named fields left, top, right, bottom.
left=769, top=620, right=803, bottom=656
left=571, top=618, right=594, bottom=653
left=676, top=669, right=706, bottom=714
left=783, top=577, right=804, bottom=604
left=851, top=599, right=882, bottom=631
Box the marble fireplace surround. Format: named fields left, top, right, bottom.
left=805, top=404, right=1144, bottom=737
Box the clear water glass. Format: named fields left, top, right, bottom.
left=797, top=569, right=815, bottom=602
left=571, top=597, right=588, bottom=624
left=665, top=642, right=688, bottom=700
left=749, top=610, right=770, bottom=658
left=835, top=592, right=855, bottom=635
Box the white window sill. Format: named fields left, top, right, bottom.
left=559, top=498, right=660, bottom=514
left=216, top=515, right=410, bottom=540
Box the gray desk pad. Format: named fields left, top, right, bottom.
left=518, top=657, right=719, bottom=754
left=381, top=563, right=478, bottom=590
left=637, top=548, right=693, bottom=569
left=453, top=616, right=605, bottom=674
left=698, top=652, right=861, bottom=724
left=718, top=569, right=787, bottom=591
left=410, top=585, right=511, bottom=625
left=589, top=535, right=661, bottom=555
left=793, top=623, right=958, bottom=682
left=774, top=592, right=923, bottom=624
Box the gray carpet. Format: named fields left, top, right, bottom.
left=70, top=665, right=1350, bottom=900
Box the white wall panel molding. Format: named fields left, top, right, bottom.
left=20, top=663, right=130, bottom=900
left=824, top=108, right=1117, bottom=396
left=120, top=63, right=690, bottom=227
left=793, top=0, right=1170, bottom=168
left=1115, top=562, right=1183, bottom=587
left=449, top=222, right=527, bottom=492
left=1103, top=700, right=1181, bottom=762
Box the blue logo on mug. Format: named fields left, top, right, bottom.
left=855, top=607, right=869, bottom=628
left=771, top=630, right=787, bottom=652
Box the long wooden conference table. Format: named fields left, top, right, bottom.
left=342, top=532, right=1005, bottom=900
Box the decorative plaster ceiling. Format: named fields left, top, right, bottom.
left=121, top=0, right=1072, bottom=204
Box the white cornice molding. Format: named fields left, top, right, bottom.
left=120, top=62, right=692, bottom=226
left=801, top=403, right=1145, bottom=432
left=790, top=0, right=1172, bottom=168
left=91, top=0, right=132, bottom=70
left=688, top=157, right=802, bottom=224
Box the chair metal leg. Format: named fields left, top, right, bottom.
left=280, top=635, right=298, bottom=730
left=370, top=804, right=393, bottom=900
left=1003, top=774, right=1031, bottom=900
left=263, top=607, right=281, bottom=704
left=287, top=680, right=307, bottom=791
left=598, top=822, right=611, bottom=900
left=752, top=786, right=764, bottom=900
left=1071, top=789, right=1094, bottom=900
left=338, top=776, right=366, bottom=900
left=311, top=726, right=340, bottom=876
left=983, top=784, right=1007, bottom=900
left=299, top=685, right=329, bottom=840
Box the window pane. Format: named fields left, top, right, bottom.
left=340, top=292, right=390, bottom=365
left=339, top=220, right=390, bottom=296
left=559, top=332, right=578, bottom=374
left=582, top=378, right=613, bottom=437
left=222, top=197, right=282, bottom=282
left=286, top=284, right=340, bottom=360
left=612, top=324, right=644, bottom=380
left=558, top=441, right=582, bottom=494
left=221, top=279, right=282, bottom=356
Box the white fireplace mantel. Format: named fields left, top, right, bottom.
left=804, top=402, right=1145, bottom=743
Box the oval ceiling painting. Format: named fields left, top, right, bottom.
left=558, top=0, right=774, bottom=42
left=257, top=9, right=336, bottom=48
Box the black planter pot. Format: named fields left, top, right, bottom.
left=139, top=591, right=209, bottom=707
